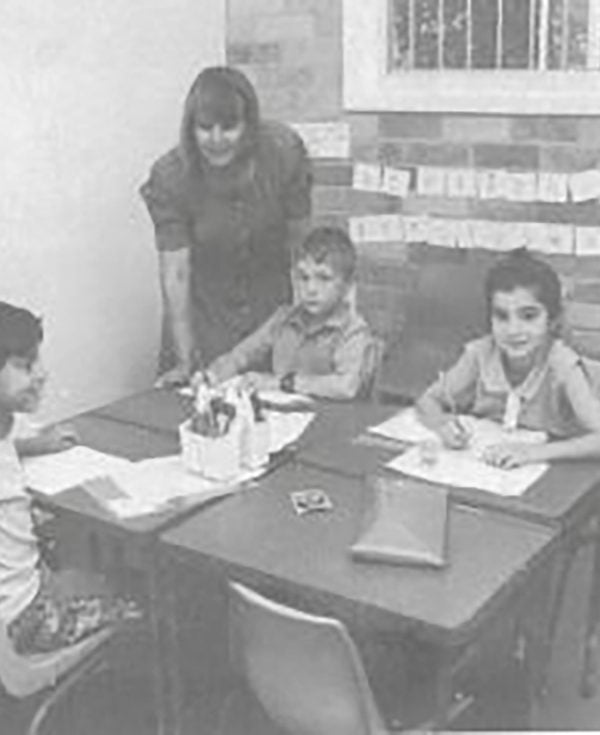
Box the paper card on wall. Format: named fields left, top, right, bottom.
left=446, top=168, right=477, bottom=198
left=381, top=167, right=411, bottom=197
left=427, top=217, right=457, bottom=247
left=569, top=169, right=600, bottom=202
left=493, top=222, right=518, bottom=251
left=349, top=215, right=404, bottom=243
left=290, top=122, right=350, bottom=159
left=455, top=219, right=475, bottom=249
left=503, top=173, right=537, bottom=202
left=477, top=169, right=509, bottom=200
left=537, top=172, right=568, bottom=203
left=575, top=227, right=600, bottom=256
left=417, top=167, right=447, bottom=196
left=522, top=223, right=548, bottom=251
left=537, top=224, right=574, bottom=255
left=403, top=215, right=430, bottom=243
left=353, top=163, right=383, bottom=192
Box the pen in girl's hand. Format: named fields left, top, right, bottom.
left=439, top=370, right=470, bottom=448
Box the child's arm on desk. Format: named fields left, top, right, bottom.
left=485, top=361, right=600, bottom=468
left=15, top=423, right=78, bottom=457
left=415, top=350, right=477, bottom=449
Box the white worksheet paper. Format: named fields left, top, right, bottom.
left=370, top=408, right=548, bottom=496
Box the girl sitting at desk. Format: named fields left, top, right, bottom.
left=416, top=248, right=600, bottom=469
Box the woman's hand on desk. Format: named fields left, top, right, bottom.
left=155, top=363, right=191, bottom=389
left=482, top=442, right=538, bottom=469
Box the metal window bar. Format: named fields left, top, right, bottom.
left=466, top=0, right=473, bottom=68
left=529, top=0, right=537, bottom=68
left=561, top=0, right=570, bottom=70
left=496, top=0, right=504, bottom=68
left=588, top=0, right=600, bottom=69
left=539, top=0, right=550, bottom=69
left=438, top=0, right=445, bottom=69
left=409, top=0, right=416, bottom=68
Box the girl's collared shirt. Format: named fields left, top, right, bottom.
left=435, top=335, right=590, bottom=439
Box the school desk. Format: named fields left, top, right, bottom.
left=29, top=411, right=219, bottom=735
left=161, top=463, right=559, bottom=731
left=296, top=400, right=600, bottom=697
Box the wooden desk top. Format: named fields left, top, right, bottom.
left=92, top=388, right=188, bottom=434
left=161, top=464, right=557, bottom=647
left=298, top=403, right=600, bottom=531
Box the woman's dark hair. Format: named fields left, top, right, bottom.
left=484, top=248, right=563, bottom=323
left=0, top=302, right=43, bottom=370
left=293, top=226, right=357, bottom=282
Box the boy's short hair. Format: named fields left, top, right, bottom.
left=484, top=248, right=563, bottom=322
left=0, top=302, right=43, bottom=370
left=293, top=226, right=357, bottom=282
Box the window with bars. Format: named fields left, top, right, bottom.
left=389, top=0, right=599, bottom=72
left=343, top=0, right=600, bottom=114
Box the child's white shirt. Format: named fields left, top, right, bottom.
left=0, top=416, right=41, bottom=625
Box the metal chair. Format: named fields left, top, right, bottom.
left=0, top=621, right=113, bottom=735
left=218, top=582, right=465, bottom=735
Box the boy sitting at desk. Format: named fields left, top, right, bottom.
left=0, top=301, right=140, bottom=654
left=205, top=226, right=377, bottom=400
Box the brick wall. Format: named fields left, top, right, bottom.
left=226, top=0, right=600, bottom=362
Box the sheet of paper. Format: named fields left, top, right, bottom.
left=258, top=390, right=314, bottom=408
left=570, top=169, right=600, bottom=202
left=426, top=217, right=457, bottom=248
left=446, top=168, right=477, bottom=198
left=369, top=408, right=547, bottom=448
left=266, top=410, right=315, bottom=454
left=575, top=226, right=600, bottom=256
left=24, top=446, right=134, bottom=496
left=477, top=169, right=508, bottom=200
left=537, top=172, right=568, bottom=203
left=539, top=224, right=574, bottom=255
left=290, top=121, right=350, bottom=159
left=502, top=172, right=537, bottom=202
left=369, top=408, right=438, bottom=444
left=381, top=167, right=411, bottom=197
left=349, top=215, right=404, bottom=243
left=417, top=167, right=447, bottom=196
left=386, top=444, right=548, bottom=497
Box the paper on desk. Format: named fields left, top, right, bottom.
left=386, top=445, right=548, bottom=497
left=369, top=407, right=547, bottom=447
left=258, top=390, right=314, bottom=409
left=23, top=446, right=134, bottom=496
left=265, top=410, right=315, bottom=454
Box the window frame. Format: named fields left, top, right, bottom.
left=343, top=0, right=600, bottom=115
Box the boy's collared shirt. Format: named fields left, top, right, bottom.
left=211, top=301, right=376, bottom=398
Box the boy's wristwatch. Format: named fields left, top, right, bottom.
left=280, top=372, right=296, bottom=393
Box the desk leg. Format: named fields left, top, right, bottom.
left=146, top=548, right=171, bottom=735
left=581, top=523, right=600, bottom=698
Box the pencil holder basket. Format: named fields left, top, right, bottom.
left=179, top=419, right=242, bottom=481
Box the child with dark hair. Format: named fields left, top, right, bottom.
left=416, top=249, right=600, bottom=468
left=205, top=226, right=377, bottom=400
left=0, top=302, right=140, bottom=654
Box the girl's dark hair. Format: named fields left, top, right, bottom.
left=0, top=302, right=43, bottom=370
left=484, top=248, right=563, bottom=323
left=294, top=226, right=357, bottom=282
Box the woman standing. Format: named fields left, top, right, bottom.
left=141, top=67, right=312, bottom=385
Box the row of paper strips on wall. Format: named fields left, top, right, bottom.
left=348, top=214, right=600, bottom=255
left=289, top=122, right=600, bottom=203
left=353, top=162, right=600, bottom=203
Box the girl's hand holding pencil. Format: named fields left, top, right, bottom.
left=437, top=370, right=471, bottom=450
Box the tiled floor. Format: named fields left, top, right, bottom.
left=12, top=543, right=600, bottom=734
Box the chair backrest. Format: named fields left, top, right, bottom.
left=0, top=622, right=111, bottom=698
left=378, top=251, right=493, bottom=402
left=228, top=582, right=388, bottom=735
